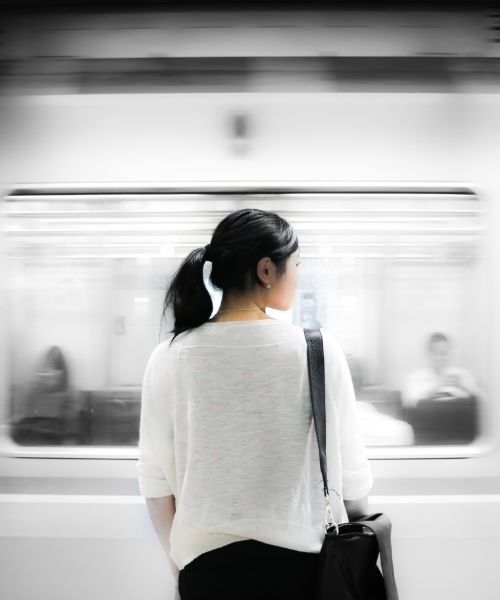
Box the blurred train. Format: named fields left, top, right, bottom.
left=1, top=4, right=500, bottom=600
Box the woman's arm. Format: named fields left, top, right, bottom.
left=344, top=495, right=370, bottom=521
left=145, top=495, right=179, bottom=584
left=324, top=331, right=374, bottom=505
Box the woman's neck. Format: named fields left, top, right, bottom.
left=212, top=297, right=265, bottom=320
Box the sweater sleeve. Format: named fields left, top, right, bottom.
left=322, top=329, right=374, bottom=501
left=137, top=343, right=174, bottom=498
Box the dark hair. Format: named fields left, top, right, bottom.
left=427, top=332, right=450, bottom=351
left=35, top=345, right=69, bottom=391
left=162, top=208, right=299, bottom=344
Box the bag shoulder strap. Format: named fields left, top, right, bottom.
left=303, top=328, right=329, bottom=499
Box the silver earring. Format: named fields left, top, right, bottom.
left=266, top=284, right=271, bottom=289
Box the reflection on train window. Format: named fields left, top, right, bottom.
left=4, top=188, right=486, bottom=449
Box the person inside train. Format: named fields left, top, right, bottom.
left=401, top=332, right=480, bottom=408
left=34, top=346, right=69, bottom=392
left=137, top=208, right=373, bottom=600
left=14, top=345, right=73, bottom=444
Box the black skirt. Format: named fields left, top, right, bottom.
left=178, top=539, right=320, bottom=600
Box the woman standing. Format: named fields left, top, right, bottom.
left=137, top=208, right=373, bottom=600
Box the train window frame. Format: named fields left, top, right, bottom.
left=0, top=181, right=493, bottom=461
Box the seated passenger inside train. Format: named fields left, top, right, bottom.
left=401, top=332, right=481, bottom=444
left=401, top=332, right=480, bottom=407
left=13, top=345, right=74, bottom=444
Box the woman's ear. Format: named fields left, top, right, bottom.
left=257, top=256, right=271, bottom=285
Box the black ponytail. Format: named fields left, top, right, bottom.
left=162, top=247, right=213, bottom=344
left=162, top=208, right=298, bottom=344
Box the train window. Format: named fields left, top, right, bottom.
left=2, top=186, right=487, bottom=456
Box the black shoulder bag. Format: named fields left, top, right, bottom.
left=303, top=328, right=400, bottom=600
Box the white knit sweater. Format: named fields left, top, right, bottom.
left=137, top=319, right=373, bottom=570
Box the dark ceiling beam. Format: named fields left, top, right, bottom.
left=2, top=55, right=500, bottom=93
left=0, top=0, right=494, bottom=13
